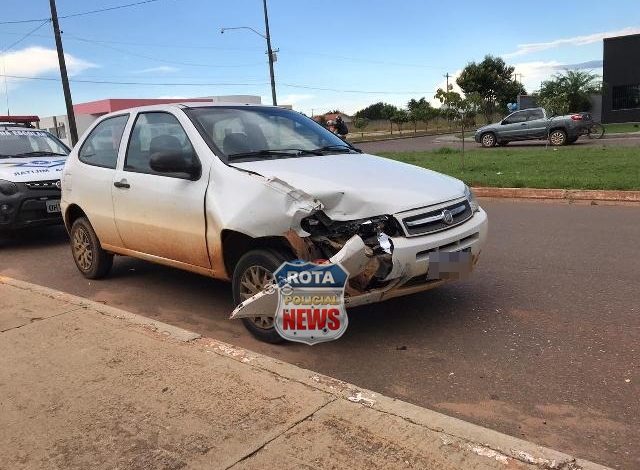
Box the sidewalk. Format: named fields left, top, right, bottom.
left=0, top=277, right=611, bottom=470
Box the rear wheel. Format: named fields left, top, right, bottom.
left=480, top=132, right=496, bottom=148
left=232, top=249, right=289, bottom=344
left=70, top=217, right=113, bottom=279
left=587, top=123, right=605, bottom=139
left=549, top=129, right=567, bottom=146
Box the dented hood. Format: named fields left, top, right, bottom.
left=231, top=153, right=465, bottom=219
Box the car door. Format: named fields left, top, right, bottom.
left=69, top=114, right=130, bottom=248
left=498, top=110, right=529, bottom=140
left=111, top=111, right=211, bottom=268
left=525, top=108, right=548, bottom=138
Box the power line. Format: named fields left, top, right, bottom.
left=0, top=0, right=165, bottom=25
left=0, top=73, right=438, bottom=94
left=0, top=20, right=51, bottom=54
left=280, top=83, right=437, bottom=95
left=62, top=33, right=265, bottom=68
left=59, top=0, right=164, bottom=20
left=0, top=74, right=269, bottom=87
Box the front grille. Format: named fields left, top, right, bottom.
left=401, top=200, right=472, bottom=236
left=24, top=180, right=60, bottom=190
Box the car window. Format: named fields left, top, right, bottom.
left=125, top=112, right=198, bottom=176
left=0, top=129, right=69, bottom=156
left=527, top=109, right=544, bottom=120
left=79, top=115, right=129, bottom=169
left=504, top=111, right=527, bottom=124
left=187, top=106, right=346, bottom=161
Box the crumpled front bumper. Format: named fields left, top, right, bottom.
left=346, top=207, right=487, bottom=307
left=231, top=208, right=488, bottom=319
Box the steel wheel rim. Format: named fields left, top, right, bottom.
left=482, top=134, right=494, bottom=146
left=550, top=131, right=564, bottom=145
left=72, top=227, right=93, bottom=271
left=239, top=265, right=275, bottom=329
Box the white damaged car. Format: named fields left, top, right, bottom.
left=61, top=104, right=488, bottom=342
left=0, top=117, right=69, bottom=233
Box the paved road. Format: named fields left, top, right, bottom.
left=358, top=133, right=640, bottom=153
left=1, top=199, right=638, bottom=469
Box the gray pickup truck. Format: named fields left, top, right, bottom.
left=474, top=107, right=593, bottom=147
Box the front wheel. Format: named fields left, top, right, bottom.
left=549, top=129, right=567, bottom=146
left=232, top=249, right=290, bottom=344
left=480, top=132, right=496, bottom=148
left=70, top=217, right=113, bottom=279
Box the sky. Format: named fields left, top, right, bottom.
left=0, top=0, right=639, bottom=117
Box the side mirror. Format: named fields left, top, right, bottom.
left=149, top=151, right=201, bottom=180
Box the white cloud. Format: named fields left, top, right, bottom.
left=131, top=65, right=178, bottom=74
left=0, top=46, right=96, bottom=78
left=503, top=26, right=640, bottom=58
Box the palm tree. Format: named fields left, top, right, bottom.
left=538, top=70, right=601, bottom=115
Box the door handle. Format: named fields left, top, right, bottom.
left=114, top=179, right=130, bottom=189
left=520, top=123, right=527, bottom=126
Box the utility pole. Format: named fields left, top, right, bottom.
left=49, top=0, right=78, bottom=145
left=262, top=0, right=277, bottom=106
left=444, top=72, right=451, bottom=91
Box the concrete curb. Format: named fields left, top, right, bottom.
left=473, top=187, right=640, bottom=203
left=0, top=276, right=201, bottom=342
left=0, top=276, right=612, bottom=470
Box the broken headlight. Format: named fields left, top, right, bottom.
left=464, top=185, right=479, bottom=213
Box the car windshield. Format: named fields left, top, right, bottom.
left=0, top=129, right=70, bottom=158
left=186, top=106, right=357, bottom=161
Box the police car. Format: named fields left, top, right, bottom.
left=0, top=116, right=70, bottom=232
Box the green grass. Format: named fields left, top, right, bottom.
left=380, top=146, right=640, bottom=190
left=604, top=122, right=640, bottom=134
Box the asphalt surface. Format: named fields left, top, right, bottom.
left=1, top=199, right=638, bottom=469
left=358, top=133, right=640, bottom=153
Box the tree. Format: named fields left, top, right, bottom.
left=456, top=55, right=525, bottom=122
left=391, top=109, right=409, bottom=133
left=352, top=117, right=369, bottom=137
left=354, top=102, right=395, bottom=120
left=537, top=70, right=601, bottom=116
left=380, top=103, right=398, bottom=134
left=407, top=97, right=434, bottom=132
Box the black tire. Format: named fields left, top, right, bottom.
left=549, top=129, right=567, bottom=146
left=480, top=132, right=496, bottom=148
left=70, top=217, right=113, bottom=279
left=587, top=123, right=605, bottom=139
left=567, top=136, right=579, bottom=144
left=232, top=249, right=290, bottom=344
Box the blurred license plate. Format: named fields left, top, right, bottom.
left=46, top=200, right=61, bottom=213
left=427, top=249, right=472, bottom=280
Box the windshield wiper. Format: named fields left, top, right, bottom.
left=13, top=151, right=67, bottom=158
left=312, top=144, right=362, bottom=154
left=227, top=148, right=322, bottom=159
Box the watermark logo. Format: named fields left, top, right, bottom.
left=273, top=261, right=349, bottom=345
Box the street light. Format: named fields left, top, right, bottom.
left=220, top=0, right=278, bottom=105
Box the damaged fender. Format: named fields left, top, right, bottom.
left=230, top=234, right=368, bottom=320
